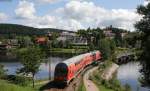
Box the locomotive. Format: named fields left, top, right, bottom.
left=54, top=50, right=102, bottom=85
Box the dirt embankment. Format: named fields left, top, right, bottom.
left=101, top=63, right=119, bottom=80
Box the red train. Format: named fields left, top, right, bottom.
left=54, top=50, right=102, bottom=84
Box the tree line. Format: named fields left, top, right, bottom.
left=0, top=23, right=73, bottom=36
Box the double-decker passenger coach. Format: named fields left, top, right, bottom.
left=54, top=50, right=102, bottom=84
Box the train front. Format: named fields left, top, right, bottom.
left=54, top=63, right=68, bottom=84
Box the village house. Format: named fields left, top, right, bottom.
left=103, top=29, right=115, bottom=39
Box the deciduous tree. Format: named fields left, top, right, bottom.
left=135, top=1, right=150, bottom=86
left=17, top=46, right=45, bottom=88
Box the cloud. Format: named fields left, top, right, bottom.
left=57, top=1, right=141, bottom=30
left=143, top=0, right=150, bottom=6
left=37, top=0, right=59, bottom=4
left=0, top=12, right=8, bottom=21
left=15, top=0, right=36, bottom=19
left=14, top=0, right=141, bottom=31
left=36, top=0, right=85, bottom=4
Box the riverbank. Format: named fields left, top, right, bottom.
left=90, top=61, right=131, bottom=91
left=49, top=48, right=88, bottom=57
left=0, top=48, right=88, bottom=62
left=101, top=63, right=119, bottom=80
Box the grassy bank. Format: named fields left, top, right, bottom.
left=50, top=48, right=87, bottom=53
left=90, top=61, right=131, bottom=91
left=49, top=48, right=88, bottom=57
left=77, top=78, right=86, bottom=91
left=0, top=80, right=34, bottom=91
left=0, top=77, right=48, bottom=91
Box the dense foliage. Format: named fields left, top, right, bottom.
left=135, top=2, right=150, bottom=86
left=77, top=27, right=117, bottom=60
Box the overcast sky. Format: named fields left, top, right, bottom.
left=0, top=0, right=147, bottom=31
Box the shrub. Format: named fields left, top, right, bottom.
left=0, top=64, right=6, bottom=78
left=4, top=75, right=31, bottom=86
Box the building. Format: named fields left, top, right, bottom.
left=36, top=37, right=47, bottom=44
left=71, top=37, right=87, bottom=45
left=57, top=32, right=88, bottom=45
left=121, top=32, right=127, bottom=38
left=103, top=29, right=115, bottom=39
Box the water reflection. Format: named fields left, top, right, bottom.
left=0, top=56, right=68, bottom=80
left=117, top=62, right=150, bottom=91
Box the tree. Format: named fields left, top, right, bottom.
left=99, top=39, right=111, bottom=60
left=109, top=39, right=116, bottom=54
left=124, top=32, right=141, bottom=48
left=77, top=27, right=105, bottom=50
left=0, top=64, right=6, bottom=78
left=17, top=46, right=45, bottom=88
left=135, top=1, right=150, bottom=86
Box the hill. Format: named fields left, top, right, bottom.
left=0, top=23, right=74, bottom=35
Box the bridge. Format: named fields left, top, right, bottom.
left=116, top=52, right=136, bottom=64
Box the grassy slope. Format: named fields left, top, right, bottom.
left=90, top=61, right=117, bottom=91
left=0, top=80, right=34, bottom=91
left=92, top=77, right=114, bottom=91
left=77, top=79, right=86, bottom=91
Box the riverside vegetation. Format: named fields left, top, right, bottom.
left=90, top=61, right=131, bottom=91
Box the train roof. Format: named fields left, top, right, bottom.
left=62, top=50, right=100, bottom=65
left=62, top=53, right=89, bottom=65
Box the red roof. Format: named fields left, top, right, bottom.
left=36, top=37, right=47, bottom=44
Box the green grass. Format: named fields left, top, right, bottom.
left=77, top=79, right=86, bottom=91
left=91, top=71, right=114, bottom=91
left=71, top=45, right=89, bottom=49
left=98, top=85, right=114, bottom=91
left=0, top=80, right=34, bottom=91
left=50, top=48, right=87, bottom=54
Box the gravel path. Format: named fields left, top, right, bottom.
left=83, top=67, right=99, bottom=91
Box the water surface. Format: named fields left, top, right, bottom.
left=117, top=62, right=150, bottom=91
left=0, top=56, right=68, bottom=80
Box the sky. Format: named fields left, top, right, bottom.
left=0, top=0, right=147, bottom=31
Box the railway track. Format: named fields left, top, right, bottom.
left=39, top=66, right=94, bottom=91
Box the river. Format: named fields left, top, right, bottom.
left=117, top=62, right=150, bottom=91
left=0, top=56, right=68, bottom=80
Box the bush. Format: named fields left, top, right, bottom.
left=124, top=84, right=131, bottom=91
left=0, top=64, right=6, bottom=78
left=4, top=75, right=31, bottom=86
